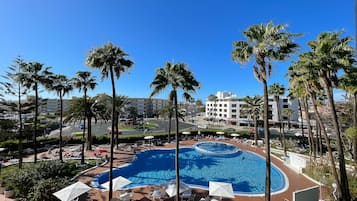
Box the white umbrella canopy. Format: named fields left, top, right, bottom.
left=101, top=176, right=132, bottom=191
left=216, top=132, right=225, bottom=135
left=144, top=135, right=154, bottom=140
left=209, top=181, right=234, bottom=199
left=53, top=181, right=91, bottom=201
left=182, top=131, right=191, bottom=135
left=164, top=180, right=190, bottom=197
left=230, top=133, right=240, bottom=137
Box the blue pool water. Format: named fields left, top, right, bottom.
left=194, top=141, right=240, bottom=155
left=94, top=142, right=286, bottom=195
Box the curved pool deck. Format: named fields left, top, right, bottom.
left=93, top=142, right=287, bottom=195
left=78, top=139, right=318, bottom=201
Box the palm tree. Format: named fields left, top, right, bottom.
left=72, top=71, right=97, bottom=164
left=18, top=61, right=52, bottom=163
left=305, top=31, right=354, bottom=200
left=339, top=69, right=357, bottom=168
left=86, top=42, right=134, bottom=200
left=288, top=81, right=316, bottom=159
left=231, top=21, right=299, bottom=201
left=46, top=74, right=73, bottom=162
left=288, top=55, right=344, bottom=200
left=268, top=83, right=285, bottom=141
left=0, top=57, right=28, bottom=168
left=150, top=62, right=200, bottom=201
left=241, top=95, right=263, bottom=146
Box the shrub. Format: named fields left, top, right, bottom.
left=3, top=161, right=76, bottom=199
left=27, top=177, right=70, bottom=201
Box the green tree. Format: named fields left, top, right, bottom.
left=288, top=53, right=344, bottom=200
left=72, top=71, right=97, bottom=163
left=305, top=31, right=354, bottom=200
left=232, top=21, right=299, bottom=200
left=18, top=61, right=52, bottom=163
left=86, top=42, right=134, bottom=200
left=0, top=57, right=29, bottom=168
left=339, top=69, right=357, bottom=169
left=241, top=95, right=263, bottom=146
left=46, top=74, right=73, bottom=162
left=150, top=62, right=199, bottom=201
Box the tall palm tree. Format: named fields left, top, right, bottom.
left=46, top=74, right=73, bottom=162
left=86, top=42, right=134, bottom=200
left=0, top=57, right=28, bottom=168
left=288, top=81, right=316, bottom=159
left=268, top=83, right=285, bottom=139
left=150, top=62, right=200, bottom=201
left=339, top=69, right=357, bottom=168
left=231, top=21, right=299, bottom=201
left=305, top=31, right=354, bottom=200
left=241, top=95, right=263, bottom=146
left=73, top=71, right=97, bottom=164
left=288, top=55, right=344, bottom=200
left=18, top=61, right=52, bottom=163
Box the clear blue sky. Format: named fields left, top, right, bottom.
left=0, top=0, right=354, bottom=102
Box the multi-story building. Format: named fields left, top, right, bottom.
left=40, top=98, right=70, bottom=114
left=128, top=98, right=168, bottom=117
left=205, top=91, right=299, bottom=126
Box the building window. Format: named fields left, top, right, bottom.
left=232, top=104, right=236, bottom=107
left=232, top=109, right=236, bottom=113
left=283, top=99, right=288, bottom=103
left=224, top=109, right=227, bottom=112
left=224, top=114, right=227, bottom=118
left=219, top=104, right=222, bottom=107
left=224, top=104, right=227, bottom=107
left=283, top=105, right=289, bottom=108
left=232, top=115, right=237, bottom=118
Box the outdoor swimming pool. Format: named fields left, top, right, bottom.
left=94, top=142, right=287, bottom=195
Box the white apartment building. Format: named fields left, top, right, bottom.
left=128, top=98, right=168, bottom=117
left=205, top=91, right=299, bottom=126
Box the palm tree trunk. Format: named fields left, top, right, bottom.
left=108, top=67, right=116, bottom=201
left=59, top=92, right=63, bottom=162
left=303, top=97, right=314, bottom=160
left=263, top=80, right=271, bottom=201
left=168, top=112, right=172, bottom=143
left=298, top=99, right=303, bottom=135
left=115, top=111, right=119, bottom=150
left=275, top=97, right=283, bottom=145
left=254, top=116, right=258, bottom=146
left=323, top=81, right=351, bottom=200
left=310, top=95, right=342, bottom=197
left=353, top=93, right=357, bottom=171
left=174, top=90, right=180, bottom=201
left=87, top=116, right=92, bottom=150
left=18, top=84, right=23, bottom=169
left=34, top=83, right=38, bottom=163
left=81, top=90, right=87, bottom=165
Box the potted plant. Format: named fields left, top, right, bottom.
left=4, top=185, right=14, bottom=198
